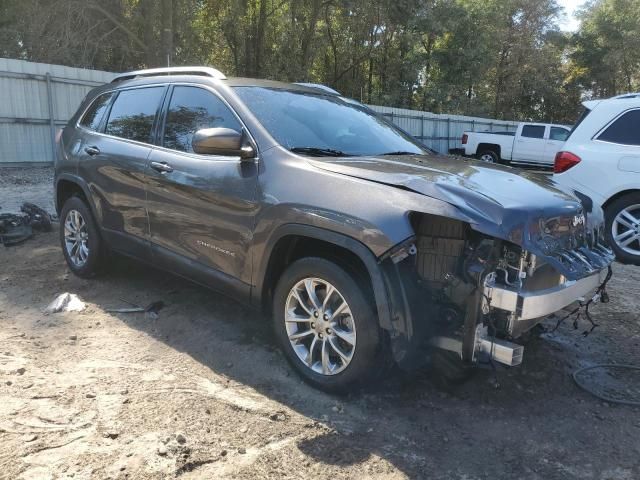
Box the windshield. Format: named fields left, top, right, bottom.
left=233, top=86, right=428, bottom=157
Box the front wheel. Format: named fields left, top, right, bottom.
left=272, top=257, right=383, bottom=392
left=605, top=192, right=640, bottom=265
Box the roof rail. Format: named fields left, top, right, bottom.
left=112, top=66, right=227, bottom=83
left=293, top=82, right=340, bottom=95
left=612, top=92, right=640, bottom=99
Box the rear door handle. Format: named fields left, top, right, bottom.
left=84, top=146, right=100, bottom=156
left=150, top=161, right=174, bottom=173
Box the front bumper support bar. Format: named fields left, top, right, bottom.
left=484, top=268, right=609, bottom=336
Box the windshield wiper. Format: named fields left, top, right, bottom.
left=290, top=147, right=349, bottom=157
left=379, top=151, right=420, bottom=156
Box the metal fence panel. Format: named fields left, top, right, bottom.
left=0, top=58, right=114, bottom=164
left=368, top=105, right=519, bottom=153
left=0, top=59, right=519, bottom=163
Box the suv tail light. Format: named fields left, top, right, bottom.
left=554, top=151, right=581, bottom=173
left=461, top=134, right=468, bottom=145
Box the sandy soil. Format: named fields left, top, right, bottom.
left=0, top=167, right=639, bottom=479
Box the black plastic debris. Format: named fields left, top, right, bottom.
left=0, top=203, right=53, bottom=247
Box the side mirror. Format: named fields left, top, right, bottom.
left=192, top=128, right=255, bottom=159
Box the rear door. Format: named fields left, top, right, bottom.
left=542, top=126, right=571, bottom=165
left=145, top=84, right=259, bottom=292
left=77, top=85, right=167, bottom=260
left=512, top=124, right=546, bottom=164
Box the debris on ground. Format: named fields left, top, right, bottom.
left=106, top=300, right=165, bottom=319
left=0, top=202, right=53, bottom=246
left=44, top=292, right=87, bottom=314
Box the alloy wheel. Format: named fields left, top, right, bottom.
left=284, top=277, right=356, bottom=375
left=64, top=209, right=90, bottom=267
left=612, top=204, right=640, bottom=256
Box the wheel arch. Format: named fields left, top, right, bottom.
left=254, top=224, right=394, bottom=331
left=55, top=174, right=97, bottom=219
left=477, top=143, right=501, bottom=158
left=602, top=189, right=640, bottom=211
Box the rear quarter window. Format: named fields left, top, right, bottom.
left=79, top=92, right=114, bottom=131
left=597, top=109, right=640, bottom=146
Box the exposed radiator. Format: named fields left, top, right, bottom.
left=414, top=215, right=466, bottom=284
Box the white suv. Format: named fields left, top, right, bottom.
left=554, top=93, right=640, bottom=264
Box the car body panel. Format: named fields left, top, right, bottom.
left=54, top=72, right=614, bottom=372
left=145, top=146, right=260, bottom=284
left=554, top=97, right=640, bottom=208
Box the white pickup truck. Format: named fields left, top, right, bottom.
left=461, top=122, right=571, bottom=167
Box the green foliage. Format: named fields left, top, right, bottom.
left=570, top=0, right=640, bottom=97
left=0, top=0, right=637, bottom=122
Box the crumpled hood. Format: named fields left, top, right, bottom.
left=310, top=154, right=612, bottom=280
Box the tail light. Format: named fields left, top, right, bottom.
left=554, top=151, right=581, bottom=173
left=461, top=134, right=468, bottom=145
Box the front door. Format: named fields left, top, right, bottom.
left=145, top=85, right=259, bottom=292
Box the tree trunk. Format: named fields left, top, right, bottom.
left=161, top=0, right=173, bottom=66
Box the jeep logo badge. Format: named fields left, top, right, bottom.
left=572, top=214, right=585, bottom=227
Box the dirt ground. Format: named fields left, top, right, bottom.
left=1, top=167, right=639, bottom=480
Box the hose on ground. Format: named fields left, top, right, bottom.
left=572, top=364, right=640, bottom=407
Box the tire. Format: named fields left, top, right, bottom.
left=477, top=149, right=499, bottom=164
left=59, top=196, right=105, bottom=278
left=605, top=192, right=640, bottom=265
left=272, top=257, right=383, bottom=393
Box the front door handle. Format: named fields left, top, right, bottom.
left=150, top=161, right=174, bottom=173
left=84, top=146, right=100, bottom=156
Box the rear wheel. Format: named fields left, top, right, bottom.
left=605, top=192, right=640, bottom=265
left=59, top=196, right=105, bottom=278
left=477, top=150, right=499, bottom=164
left=272, top=257, right=382, bottom=392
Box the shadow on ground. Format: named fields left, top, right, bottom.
left=3, top=228, right=640, bottom=479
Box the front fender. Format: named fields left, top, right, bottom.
left=253, top=223, right=395, bottom=332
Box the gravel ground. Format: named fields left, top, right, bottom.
left=0, top=167, right=55, bottom=214
left=0, top=167, right=639, bottom=479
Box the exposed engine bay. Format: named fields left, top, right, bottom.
left=405, top=213, right=614, bottom=368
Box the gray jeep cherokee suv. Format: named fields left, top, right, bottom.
left=55, top=66, right=614, bottom=392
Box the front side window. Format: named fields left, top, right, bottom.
left=521, top=125, right=545, bottom=139
left=104, top=87, right=165, bottom=144
left=597, top=110, right=640, bottom=146
left=163, top=86, right=242, bottom=153
left=80, top=92, right=114, bottom=131
left=233, top=87, right=428, bottom=156
left=549, top=127, right=570, bottom=142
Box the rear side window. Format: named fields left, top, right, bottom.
left=79, top=92, right=114, bottom=131
left=163, top=86, right=242, bottom=153
left=549, top=127, right=570, bottom=142
left=521, top=125, right=545, bottom=139
left=597, top=110, right=640, bottom=146
left=105, top=87, right=165, bottom=144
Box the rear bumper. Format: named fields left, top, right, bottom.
left=484, top=268, right=608, bottom=336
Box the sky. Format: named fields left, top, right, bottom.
left=557, top=0, right=586, bottom=31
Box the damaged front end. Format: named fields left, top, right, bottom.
left=380, top=211, right=614, bottom=371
